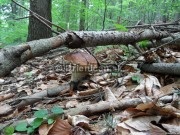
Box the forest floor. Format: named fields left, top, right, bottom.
left=0, top=46, right=180, bottom=135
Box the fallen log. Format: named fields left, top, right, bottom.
left=0, top=30, right=172, bottom=77
left=145, top=32, right=180, bottom=48
left=139, top=63, right=180, bottom=75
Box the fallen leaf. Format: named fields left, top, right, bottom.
left=39, top=124, right=54, bottom=135
left=0, top=104, right=13, bottom=116
left=149, top=123, right=167, bottom=135
left=136, top=102, right=155, bottom=111
left=104, top=87, right=117, bottom=101
left=161, top=124, right=180, bottom=134
left=68, top=115, right=90, bottom=129
left=48, top=118, right=72, bottom=135
left=124, top=116, right=161, bottom=131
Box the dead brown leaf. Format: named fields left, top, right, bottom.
left=48, top=118, right=72, bottom=135
left=124, top=116, right=161, bottom=131
left=68, top=115, right=90, bottom=130
left=39, top=123, right=54, bottom=135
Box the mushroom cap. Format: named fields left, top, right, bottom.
left=64, top=49, right=98, bottom=68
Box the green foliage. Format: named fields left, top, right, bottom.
left=51, top=105, right=64, bottom=114
left=48, top=118, right=55, bottom=124
left=104, top=113, right=117, bottom=129
left=30, top=118, right=44, bottom=129
left=34, top=109, right=48, bottom=118
left=27, top=127, right=34, bottom=134
left=3, top=106, right=64, bottom=134
left=0, top=0, right=10, bottom=5
left=114, top=24, right=128, bottom=32
left=3, top=126, right=15, bottom=135
left=139, top=40, right=149, bottom=48
left=15, top=122, right=28, bottom=132
left=131, top=75, right=141, bottom=84
left=94, top=45, right=114, bottom=54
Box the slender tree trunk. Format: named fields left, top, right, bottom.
left=65, top=0, right=71, bottom=30
left=162, top=0, right=168, bottom=22
left=10, top=2, right=17, bottom=19
left=102, top=0, right=107, bottom=30
left=172, top=0, right=180, bottom=21
left=79, top=0, right=86, bottom=30
left=27, top=0, right=52, bottom=41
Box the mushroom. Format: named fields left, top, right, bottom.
left=64, top=49, right=98, bottom=83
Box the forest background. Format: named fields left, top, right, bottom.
left=0, top=0, right=179, bottom=46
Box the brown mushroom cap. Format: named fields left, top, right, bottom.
left=64, top=50, right=98, bottom=68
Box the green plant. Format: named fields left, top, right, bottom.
left=4, top=106, right=64, bottom=135
left=139, top=40, right=149, bottom=48
left=3, top=126, right=15, bottom=135
left=104, top=113, right=117, bottom=129
left=114, top=24, right=128, bottom=32
left=131, top=75, right=141, bottom=84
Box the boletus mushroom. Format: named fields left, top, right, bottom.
left=64, top=49, right=98, bottom=84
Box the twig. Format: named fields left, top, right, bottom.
left=15, top=91, right=104, bottom=101
left=14, top=15, right=31, bottom=20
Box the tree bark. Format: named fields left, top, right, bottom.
left=139, top=63, right=180, bottom=75
left=79, top=0, right=86, bottom=30
left=0, top=30, right=176, bottom=77
left=27, top=0, right=52, bottom=41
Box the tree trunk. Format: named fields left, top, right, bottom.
left=65, top=0, right=71, bottom=30
left=27, top=0, right=52, bottom=41
left=10, top=2, right=17, bottom=19
left=79, top=0, right=86, bottom=30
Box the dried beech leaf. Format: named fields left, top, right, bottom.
left=68, top=115, right=90, bottom=127
left=48, top=118, right=72, bottom=135
left=117, top=122, right=141, bottom=135
left=136, top=103, right=155, bottom=111
left=149, top=123, right=167, bottom=135
left=39, top=124, right=54, bottom=135
left=124, top=116, right=161, bottom=131
left=145, top=78, right=154, bottom=96
left=116, top=125, right=131, bottom=135
left=104, top=87, right=117, bottom=101
left=161, top=124, right=180, bottom=134
left=0, top=104, right=13, bottom=116
left=90, top=76, right=104, bottom=82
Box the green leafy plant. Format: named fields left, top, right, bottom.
left=131, top=75, right=141, bottom=84
left=15, top=122, right=28, bottom=132
left=3, top=126, right=15, bottom=135
left=4, top=106, right=64, bottom=135
left=114, top=24, right=128, bottom=32
left=104, top=113, right=117, bottom=129
left=51, top=105, right=64, bottom=114
left=139, top=40, right=149, bottom=48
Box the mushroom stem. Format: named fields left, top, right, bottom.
left=71, top=66, right=89, bottom=83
